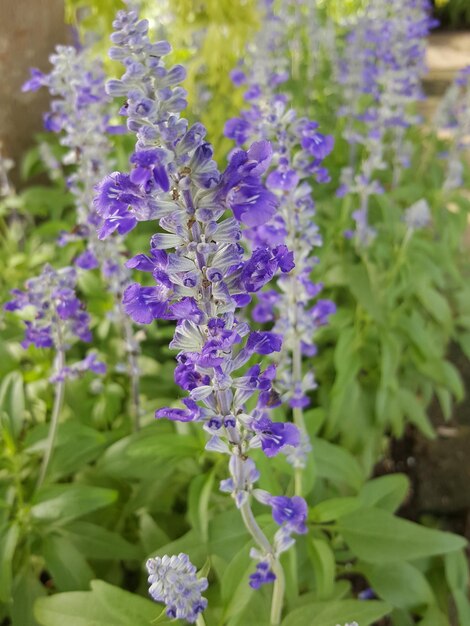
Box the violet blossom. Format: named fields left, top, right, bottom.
left=224, top=0, right=336, bottom=473
left=95, top=9, right=308, bottom=612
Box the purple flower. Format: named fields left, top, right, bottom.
left=252, top=416, right=300, bottom=457
left=241, top=246, right=293, bottom=293
left=22, top=68, right=47, bottom=92
left=146, top=553, right=208, bottom=623
left=249, top=561, right=276, bottom=589
left=269, top=495, right=308, bottom=533
left=266, top=168, right=299, bottom=191
left=230, top=68, right=247, bottom=87
left=156, top=398, right=201, bottom=422
left=22, top=323, right=54, bottom=349
left=75, top=249, right=99, bottom=270
left=252, top=291, right=280, bottom=323
left=130, top=148, right=170, bottom=190
left=221, top=141, right=278, bottom=227
left=169, top=298, right=205, bottom=323
left=224, top=118, right=251, bottom=146
left=122, top=283, right=169, bottom=324
left=246, top=332, right=282, bottom=355
left=300, top=128, right=334, bottom=160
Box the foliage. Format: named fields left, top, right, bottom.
left=1, top=1, right=470, bottom=626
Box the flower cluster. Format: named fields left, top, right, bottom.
left=434, top=65, right=470, bottom=190
left=224, top=0, right=335, bottom=468
left=337, top=0, right=437, bottom=243
left=23, top=45, right=130, bottom=297
left=5, top=264, right=104, bottom=380
left=24, top=44, right=142, bottom=427
left=146, top=553, right=208, bottom=623
left=96, top=9, right=307, bottom=603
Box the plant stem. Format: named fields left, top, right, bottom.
left=240, top=499, right=273, bottom=554
left=36, top=347, right=66, bottom=489
left=270, top=559, right=286, bottom=626
left=119, top=300, right=141, bottom=432
left=239, top=498, right=285, bottom=625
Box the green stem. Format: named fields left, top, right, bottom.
left=240, top=499, right=273, bottom=554
left=36, top=347, right=66, bottom=489
left=270, top=559, right=286, bottom=626
left=196, top=615, right=206, bottom=626
left=239, top=499, right=285, bottom=625
left=119, top=302, right=141, bottom=432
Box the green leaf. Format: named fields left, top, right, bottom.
left=62, top=521, right=140, bottom=561
left=310, top=497, right=361, bottom=523
left=360, top=562, right=434, bottom=610
left=21, top=186, right=72, bottom=219
left=436, top=386, right=452, bottom=421
left=359, top=474, right=409, bottom=512
left=307, top=538, right=336, bottom=600
left=31, top=485, right=118, bottom=524
left=187, top=470, right=215, bottom=543
left=88, top=580, right=161, bottom=624
left=281, top=599, right=390, bottom=626
left=42, top=535, right=94, bottom=591
left=444, top=550, right=469, bottom=591
left=0, top=371, right=25, bottom=441
left=417, top=286, right=452, bottom=329
left=12, top=568, right=46, bottom=626
left=47, top=423, right=108, bottom=480
left=312, top=438, right=365, bottom=491
left=453, top=589, right=470, bottom=626
left=34, top=580, right=162, bottom=626
left=397, top=389, right=435, bottom=439
left=346, top=265, right=384, bottom=324
left=138, top=512, right=170, bottom=555
left=418, top=605, right=450, bottom=626
left=0, top=523, right=20, bottom=603
left=337, top=508, right=467, bottom=563
left=221, top=542, right=255, bottom=620
left=126, top=432, right=202, bottom=459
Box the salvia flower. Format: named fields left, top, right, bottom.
left=337, top=0, right=436, bottom=241
left=434, top=65, right=470, bottom=190
left=24, top=45, right=131, bottom=299
left=224, top=1, right=336, bottom=471
left=25, top=44, right=143, bottom=427
left=146, top=553, right=208, bottom=623
left=4, top=264, right=104, bottom=381
left=404, top=198, right=431, bottom=231
left=98, top=8, right=306, bottom=599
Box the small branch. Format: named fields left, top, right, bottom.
left=36, top=347, right=66, bottom=489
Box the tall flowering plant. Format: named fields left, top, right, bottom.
left=23, top=45, right=142, bottom=429
left=4, top=264, right=105, bottom=486
left=337, top=0, right=437, bottom=244
left=434, top=65, right=470, bottom=190
left=95, top=9, right=309, bottom=624
left=224, top=0, right=336, bottom=492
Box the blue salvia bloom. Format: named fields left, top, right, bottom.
left=23, top=46, right=130, bottom=296
left=224, top=1, right=335, bottom=466
left=146, top=553, right=208, bottom=623
left=24, top=45, right=143, bottom=426
left=404, top=198, right=431, bottom=231
left=97, top=9, right=307, bottom=591
left=434, top=65, right=470, bottom=190
left=337, top=0, right=436, bottom=243
left=4, top=264, right=105, bottom=381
